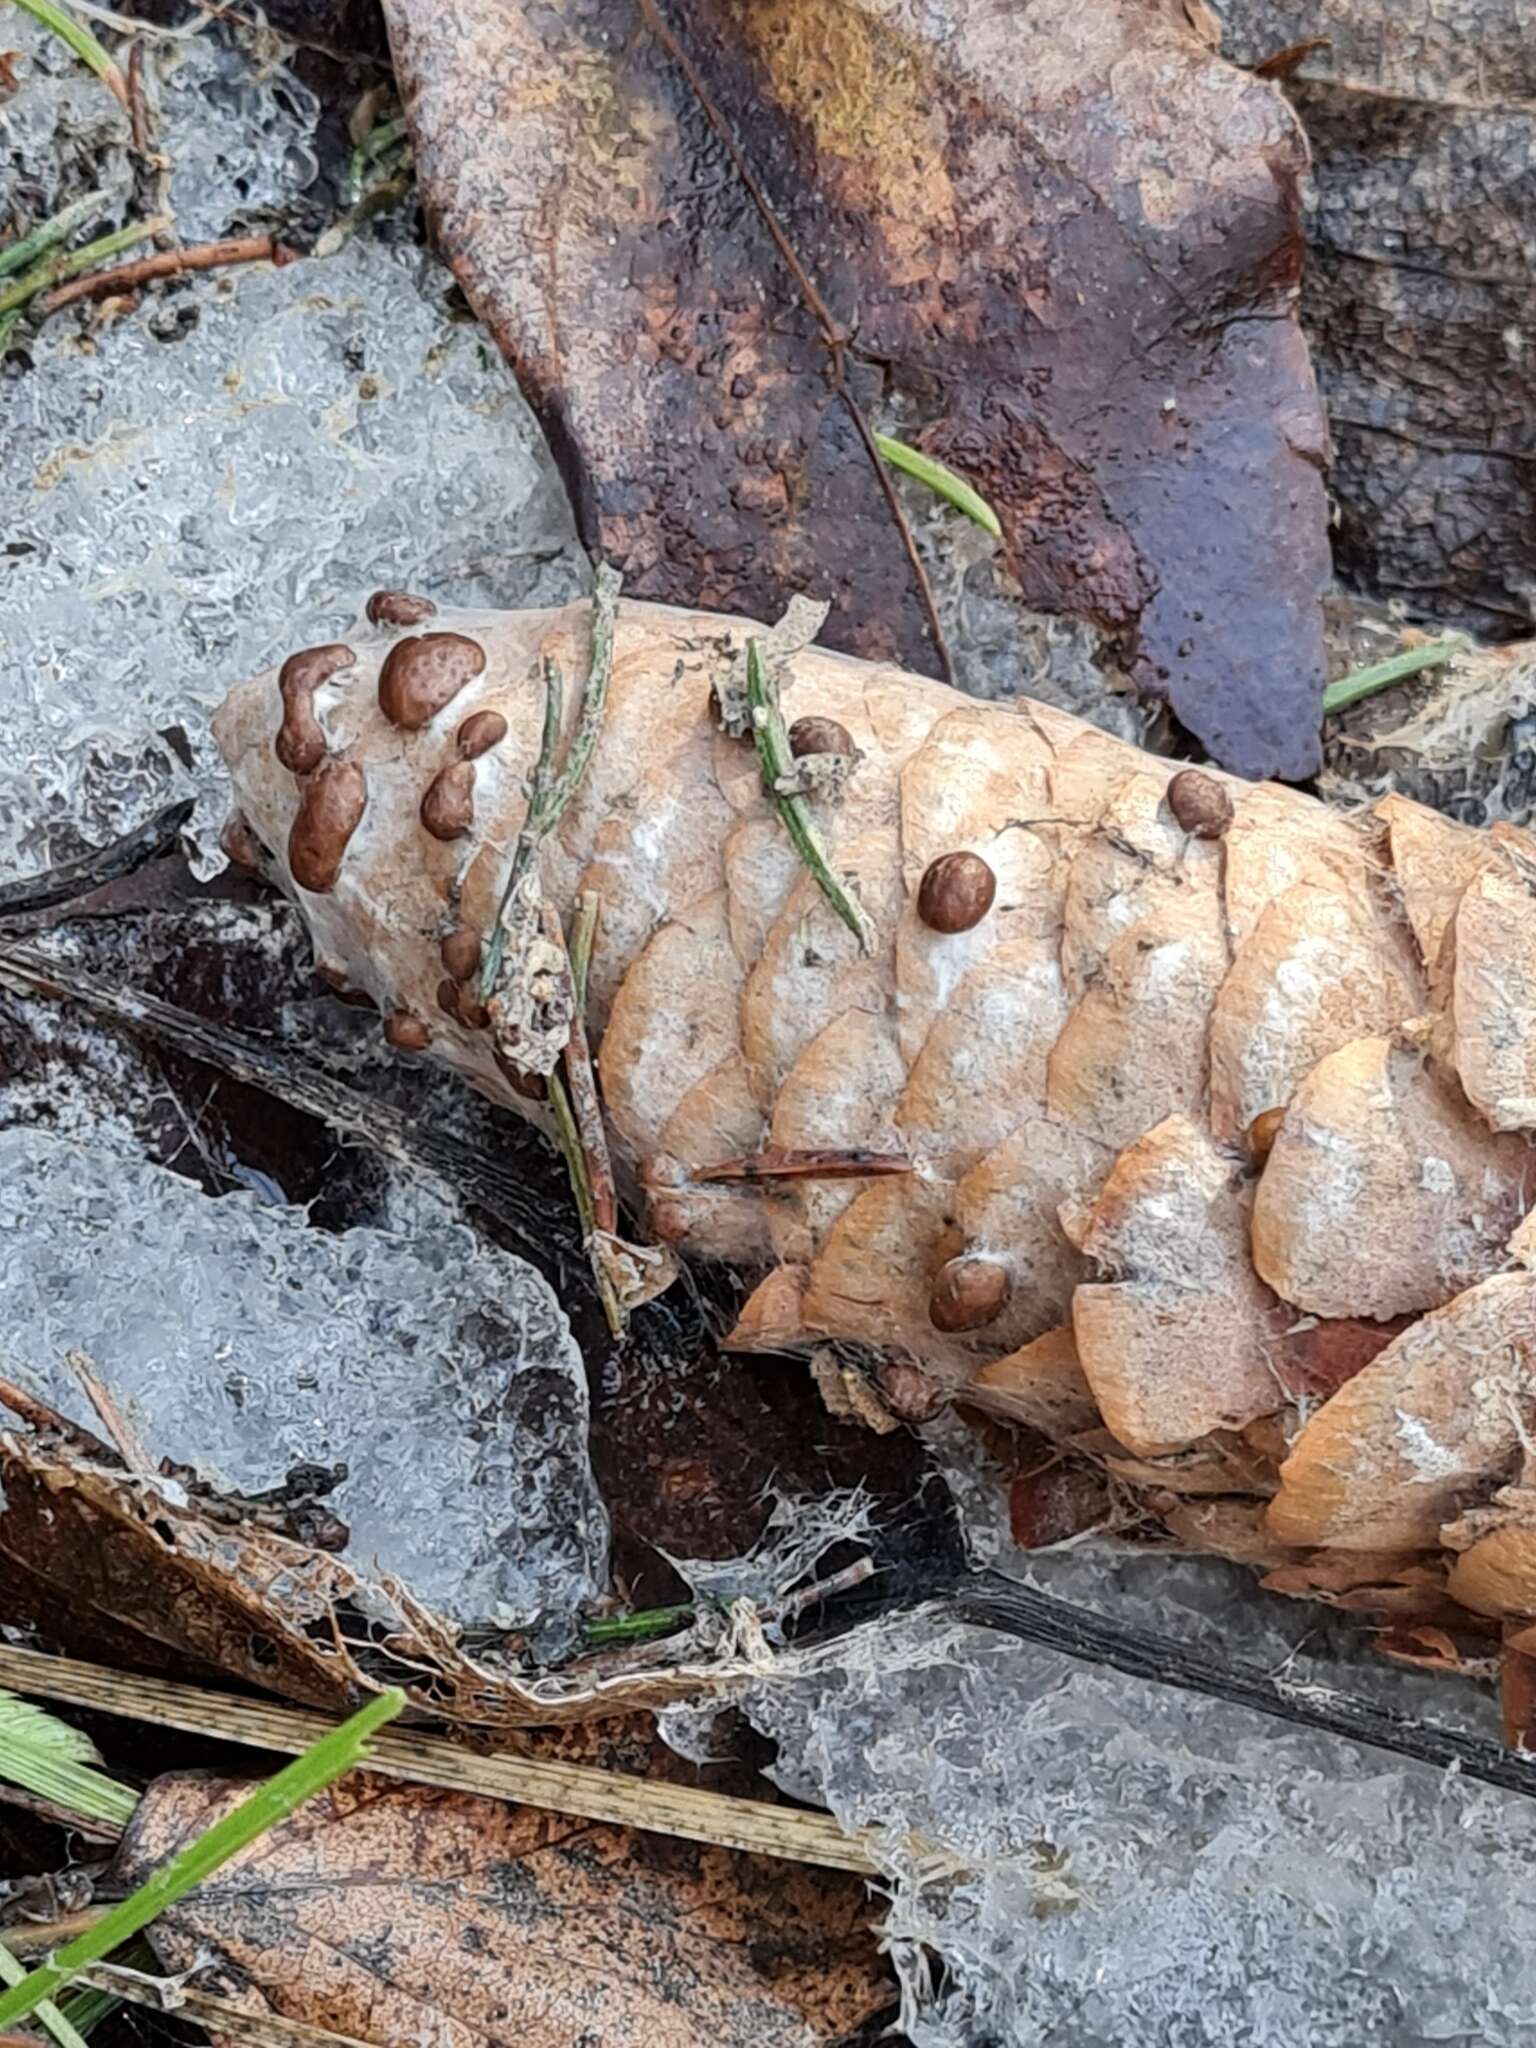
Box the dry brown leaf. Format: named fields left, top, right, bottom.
left=385, top=0, right=1331, bottom=776
left=0, top=1427, right=753, bottom=1728
left=119, top=1768, right=891, bottom=2048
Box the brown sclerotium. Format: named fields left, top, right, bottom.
left=420, top=709, right=511, bottom=841
left=494, top=1045, right=548, bottom=1101
left=456, top=709, right=508, bottom=759
left=220, top=811, right=266, bottom=871
left=288, top=758, right=367, bottom=894
left=378, top=632, right=487, bottom=730
left=788, top=714, right=856, bottom=759
left=437, top=977, right=489, bottom=1030
left=384, top=1011, right=431, bottom=1051
left=1167, top=767, right=1234, bottom=840
left=440, top=925, right=483, bottom=982
left=929, top=1254, right=1011, bottom=1332
left=421, top=760, right=477, bottom=841
left=366, top=589, right=438, bottom=628
left=917, top=850, right=997, bottom=933
left=878, top=1359, right=948, bottom=1422
left=274, top=644, right=355, bottom=774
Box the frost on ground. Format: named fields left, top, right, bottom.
left=748, top=1589, right=1536, bottom=2048
left=736, top=1438, right=1536, bottom=2047
left=0, top=15, right=585, bottom=876
left=0, top=1124, right=606, bottom=1626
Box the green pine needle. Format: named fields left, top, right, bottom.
left=6, top=0, right=129, bottom=111
left=875, top=432, right=1002, bottom=540
left=745, top=639, right=876, bottom=955
left=0, top=1688, right=406, bottom=2031
left=0, top=193, right=102, bottom=279
left=1321, top=636, right=1467, bottom=717
left=0, top=1688, right=138, bottom=1828
left=582, top=1602, right=696, bottom=1645
left=0, top=214, right=169, bottom=318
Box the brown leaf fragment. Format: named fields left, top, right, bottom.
left=1152, top=1495, right=1289, bottom=1565
left=120, top=1771, right=892, bottom=2048
left=385, top=0, right=1331, bottom=776
left=1376, top=1624, right=1498, bottom=1681
left=1261, top=1550, right=1455, bottom=1622
left=1009, top=1456, right=1110, bottom=1549
left=964, top=1326, right=1101, bottom=1438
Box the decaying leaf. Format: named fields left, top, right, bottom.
left=1218, top=0, right=1536, bottom=641
left=0, top=1424, right=765, bottom=1728
left=385, top=0, right=1332, bottom=776
left=119, top=1767, right=891, bottom=2048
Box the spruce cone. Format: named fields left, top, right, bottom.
left=215, top=596, right=1536, bottom=1629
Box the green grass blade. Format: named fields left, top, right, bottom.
left=56, top=1979, right=121, bottom=2036
left=0, top=1688, right=138, bottom=1827
left=0, top=1688, right=406, bottom=2030
left=1321, top=635, right=1466, bottom=717
left=875, top=432, right=1002, bottom=540
left=0, top=1942, right=91, bottom=2048
left=0, top=193, right=101, bottom=279
left=6, top=0, right=128, bottom=109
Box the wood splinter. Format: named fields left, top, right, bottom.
left=695, top=1147, right=912, bottom=1185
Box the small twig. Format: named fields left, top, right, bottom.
left=568, top=890, right=600, bottom=1008
left=124, top=37, right=149, bottom=156
left=746, top=640, right=876, bottom=953
left=543, top=905, right=615, bottom=1238
left=8, top=0, right=127, bottom=109
left=0, top=1371, right=117, bottom=1463
left=768, top=1555, right=877, bottom=1627
left=38, top=232, right=284, bottom=312
left=541, top=901, right=625, bottom=1334
left=696, top=1146, right=910, bottom=1184
left=0, top=797, right=191, bottom=918
left=62, top=1352, right=151, bottom=1473
left=0, top=1915, right=105, bottom=1959
left=636, top=0, right=954, bottom=684
left=481, top=564, right=621, bottom=999
left=0, top=193, right=100, bottom=279
left=0, top=1644, right=876, bottom=1874
left=0, top=212, right=168, bottom=317
left=479, top=655, right=564, bottom=996
left=1320, top=634, right=1468, bottom=717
